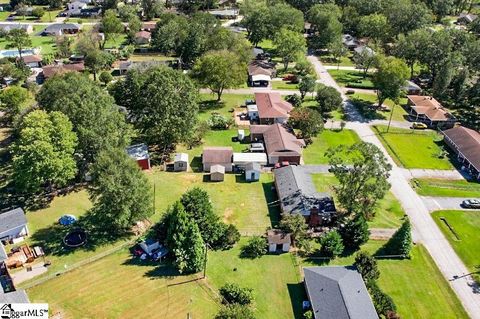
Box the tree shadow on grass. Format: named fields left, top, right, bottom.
left=262, top=181, right=281, bottom=228
left=287, top=282, right=307, bottom=319
left=199, top=99, right=225, bottom=115
left=349, top=98, right=386, bottom=120
left=30, top=210, right=131, bottom=257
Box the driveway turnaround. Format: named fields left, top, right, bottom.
left=308, top=54, right=480, bottom=319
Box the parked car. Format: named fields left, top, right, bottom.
left=461, top=199, right=480, bottom=209
left=411, top=122, right=428, bottom=129
left=346, top=89, right=355, bottom=95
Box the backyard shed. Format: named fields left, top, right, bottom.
left=267, top=229, right=291, bottom=253
left=210, top=165, right=225, bottom=182
left=233, top=153, right=267, bottom=169
left=126, top=143, right=151, bottom=170
left=174, top=153, right=188, bottom=172
left=238, top=129, right=245, bottom=141
left=247, top=104, right=259, bottom=121
left=245, top=162, right=261, bottom=182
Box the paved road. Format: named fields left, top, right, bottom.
left=421, top=196, right=478, bottom=212
left=308, top=54, right=480, bottom=318
left=401, top=168, right=467, bottom=180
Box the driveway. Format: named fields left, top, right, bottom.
left=421, top=196, right=477, bottom=212
left=308, top=54, right=480, bottom=319
left=401, top=168, right=467, bottom=180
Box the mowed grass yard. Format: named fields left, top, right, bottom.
left=28, top=238, right=303, bottom=319
left=349, top=92, right=408, bottom=122
left=431, top=210, right=480, bottom=282
left=301, top=240, right=469, bottom=319
left=311, top=173, right=404, bottom=229
left=412, top=178, right=480, bottom=197
left=303, top=129, right=361, bottom=164
left=328, top=69, right=375, bottom=89
left=373, top=125, right=453, bottom=170
left=197, top=93, right=252, bottom=122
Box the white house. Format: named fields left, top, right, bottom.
left=68, top=1, right=87, bottom=15
left=267, top=229, right=291, bottom=253
left=0, top=208, right=28, bottom=242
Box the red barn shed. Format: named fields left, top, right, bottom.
left=126, top=144, right=151, bottom=170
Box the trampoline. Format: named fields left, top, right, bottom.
left=63, top=229, right=87, bottom=248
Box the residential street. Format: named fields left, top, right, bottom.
left=421, top=196, right=474, bottom=212
left=307, top=54, right=480, bottom=319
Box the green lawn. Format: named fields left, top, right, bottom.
left=301, top=241, right=469, bottom=319
left=411, top=178, right=480, bottom=197
left=198, top=93, right=252, bottom=122
left=311, top=173, right=404, bottom=229
left=301, top=97, right=344, bottom=121
left=373, top=125, right=453, bottom=170
left=349, top=92, right=408, bottom=122
left=271, top=80, right=298, bottom=90
left=319, top=54, right=355, bottom=67
left=303, top=129, right=361, bottom=164
left=432, top=210, right=480, bottom=282
left=28, top=237, right=303, bottom=319
left=0, top=35, right=57, bottom=55
left=328, top=69, right=375, bottom=89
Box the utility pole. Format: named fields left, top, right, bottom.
left=202, top=243, right=208, bottom=279
left=387, top=103, right=395, bottom=133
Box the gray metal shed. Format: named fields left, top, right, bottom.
left=245, top=162, right=261, bottom=182
left=174, top=153, right=188, bottom=172
left=210, top=164, right=225, bottom=182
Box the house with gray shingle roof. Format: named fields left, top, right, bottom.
left=0, top=208, right=28, bottom=242
left=273, top=166, right=335, bottom=226
left=303, top=266, right=378, bottom=319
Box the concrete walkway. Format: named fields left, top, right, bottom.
left=11, top=263, right=48, bottom=285
left=401, top=168, right=467, bottom=180
left=308, top=54, right=480, bottom=319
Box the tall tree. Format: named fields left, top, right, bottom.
left=0, top=85, right=28, bottom=122
left=12, top=110, right=78, bottom=194
left=192, top=50, right=247, bottom=101
left=89, top=147, right=153, bottom=232
left=37, top=72, right=132, bottom=166
left=326, top=142, right=391, bottom=219
left=166, top=201, right=206, bottom=273
left=100, top=9, right=124, bottom=49
left=339, top=214, right=370, bottom=249
left=84, top=50, right=115, bottom=81
left=110, top=65, right=198, bottom=149
left=372, top=56, right=409, bottom=108
left=358, top=13, right=390, bottom=44
left=393, top=29, right=430, bottom=78
left=316, top=83, right=343, bottom=114
left=308, top=4, right=343, bottom=49
left=6, top=29, right=31, bottom=59
left=298, top=75, right=317, bottom=100
left=328, top=38, right=348, bottom=70
left=279, top=213, right=308, bottom=246
left=273, top=28, right=306, bottom=71
left=288, top=107, right=324, bottom=140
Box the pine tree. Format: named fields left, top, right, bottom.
left=354, top=251, right=380, bottom=281
left=340, top=214, right=370, bottom=249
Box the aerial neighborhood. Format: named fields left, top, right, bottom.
left=0, top=0, right=480, bottom=318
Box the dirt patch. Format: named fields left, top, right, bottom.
left=223, top=207, right=234, bottom=223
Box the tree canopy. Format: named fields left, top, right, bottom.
left=372, top=56, right=409, bottom=107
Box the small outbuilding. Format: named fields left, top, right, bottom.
left=202, top=147, right=233, bottom=172
left=0, top=208, right=29, bottom=243
left=174, top=153, right=189, bottom=172
left=245, top=162, right=261, bottom=182
left=126, top=143, right=151, bottom=170
left=237, top=129, right=245, bottom=141
left=233, top=152, right=267, bottom=170
left=210, top=164, right=225, bottom=182
left=267, top=229, right=291, bottom=253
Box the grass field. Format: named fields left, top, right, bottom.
left=301, top=241, right=469, bottom=319
left=271, top=80, right=298, bottom=90
left=311, top=173, right=404, bottom=229
left=411, top=178, right=480, bottom=197
left=349, top=92, right=408, bottom=122
left=373, top=125, right=453, bottom=170
left=328, top=69, right=375, bottom=89
left=0, top=35, right=57, bottom=55
left=431, top=210, right=480, bottom=282
left=319, top=54, right=355, bottom=67
left=303, top=129, right=361, bottom=164
left=197, top=93, right=252, bottom=122
left=27, top=237, right=303, bottom=319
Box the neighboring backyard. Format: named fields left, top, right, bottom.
left=349, top=92, right=408, bottom=122
left=431, top=210, right=480, bottom=282
left=311, top=173, right=405, bottom=229
left=328, top=69, right=375, bottom=89
left=303, top=129, right=361, bottom=164
left=373, top=125, right=453, bottom=170
left=411, top=178, right=480, bottom=197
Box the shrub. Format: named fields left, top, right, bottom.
left=32, top=7, right=45, bottom=19
left=354, top=251, right=379, bottom=281
left=319, top=230, right=344, bottom=257
left=316, top=83, right=343, bottom=114
left=219, top=283, right=254, bottom=305
left=216, top=224, right=241, bottom=250
left=382, top=217, right=412, bottom=258
left=208, top=113, right=233, bottom=130
left=339, top=214, right=370, bottom=249
left=241, top=236, right=267, bottom=258
left=285, top=94, right=302, bottom=107
left=215, top=304, right=255, bottom=319
left=367, top=279, right=397, bottom=317
left=303, top=310, right=313, bottom=319
left=99, top=71, right=113, bottom=85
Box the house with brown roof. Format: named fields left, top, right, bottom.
left=202, top=147, right=233, bottom=172
left=442, top=126, right=480, bottom=180
left=41, top=63, right=84, bottom=80
left=248, top=60, right=276, bottom=87
left=250, top=123, right=304, bottom=165
left=406, top=95, right=457, bottom=128
left=267, top=229, right=291, bottom=253
left=134, top=31, right=151, bottom=45
left=141, top=22, right=157, bottom=32
left=254, top=92, right=293, bottom=124
left=20, top=55, right=42, bottom=68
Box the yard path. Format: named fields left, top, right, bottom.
left=369, top=228, right=396, bottom=240
left=308, top=54, right=480, bottom=319
left=401, top=168, right=467, bottom=180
